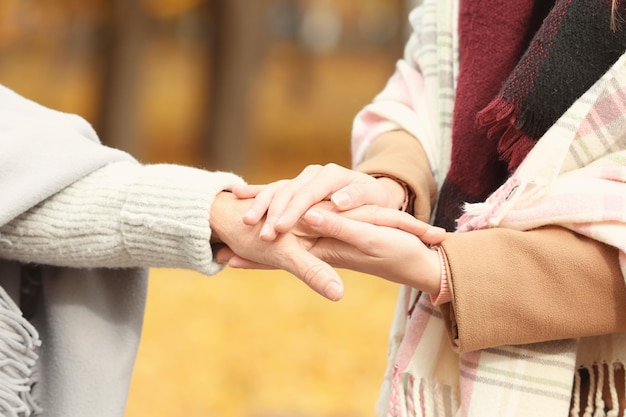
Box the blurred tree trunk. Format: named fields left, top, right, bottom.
left=205, top=0, right=272, bottom=172
left=98, top=0, right=149, bottom=155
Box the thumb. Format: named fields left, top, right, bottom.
left=280, top=250, right=344, bottom=301
left=330, top=183, right=379, bottom=211
left=420, top=227, right=447, bottom=245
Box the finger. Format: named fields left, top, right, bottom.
left=420, top=227, right=447, bottom=245
left=215, top=246, right=236, bottom=264
left=303, top=208, right=381, bottom=249
left=370, top=209, right=445, bottom=243
left=228, top=255, right=275, bottom=270
left=273, top=164, right=363, bottom=233
left=231, top=184, right=265, bottom=199
left=240, top=181, right=288, bottom=226
left=260, top=165, right=327, bottom=238
left=307, top=238, right=362, bottom=271
left=334, top=206, right=446, bottom=243
left=330, top=182, right=385, bottom=211
left=278, top=249, right=344, bottom=301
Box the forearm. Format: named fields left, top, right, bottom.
left=438, top=226, right=626, bottom=352
left=0, top=161, right=245, bottom=275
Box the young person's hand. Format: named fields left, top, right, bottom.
left=303, top=206, right=444, bottom=293
left=210, top=192, right=344, bottom=301
left=231, top=163, right=406, bottom=241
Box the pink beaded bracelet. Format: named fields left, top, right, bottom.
left=430, top=246, right=451, bottom=305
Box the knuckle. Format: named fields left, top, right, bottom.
left=325, top=216, right=344, bottom=237
left=256, top=184, right=279, bottom=199
left=301, top=262, right=328, bottom=287
left=301, top=164, right=323, bottom=176
left=363, top=235, right=380, bottom=249
left=364, top=204, right=380, bottom=219
left=323, top=163, right=344, bottom=175
left=263, top=179, right=285, bottom=191
left=323, top=248, right=346, bottom=268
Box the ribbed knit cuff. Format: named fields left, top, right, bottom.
left=121, top=164, right=245, bottom=275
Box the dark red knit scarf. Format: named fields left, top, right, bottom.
left=433, top=0, right=626, bottom=231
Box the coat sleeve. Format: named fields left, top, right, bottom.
left=438, top=226, right=626, bottom=352
left=352, top=127, right=626, bottom=352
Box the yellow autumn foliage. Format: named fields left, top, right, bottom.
left=127, top=268, right=400, bottom=417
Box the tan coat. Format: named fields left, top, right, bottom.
left=356, top=130, right=626, bottom=414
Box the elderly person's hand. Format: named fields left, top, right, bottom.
left=210, top=191, right=344, bottom=301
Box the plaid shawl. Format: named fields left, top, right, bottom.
left=433, top=0, right=626, bottom=232
left=374, top=1, right=626, bottom=417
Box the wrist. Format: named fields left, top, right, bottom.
left=209, top=191, right=256, bottom=246
left=209, top=191, right=232, bottom=244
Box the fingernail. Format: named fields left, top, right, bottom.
left=331, top=192, right=350, bottom=208
left=304, top=209, right=324, bottom=226
left=325, top=281, right=343, bottom=301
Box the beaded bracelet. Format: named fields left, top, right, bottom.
left=430, top=246, right=451, bottom=305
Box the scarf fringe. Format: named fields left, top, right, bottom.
left=576, top=362, right=625, bottom=417
left=477, top=97, right=538, bottom=172
left=387, top=362, right=626, bottom=417
left=387, top=374, right=459, bottom=417
left=0, top=286, right=41, bottom=417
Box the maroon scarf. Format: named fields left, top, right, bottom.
left=434, top=0, right=626, bottom=231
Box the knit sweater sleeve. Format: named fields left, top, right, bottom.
left=0, top=161, right=245, bottom=275
left=438, top=226, right=626, bottom=352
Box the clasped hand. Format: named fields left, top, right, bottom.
left=214, top=164, right=446, bottom=301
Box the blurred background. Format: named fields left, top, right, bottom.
left=0, top=0, right=418, bottom=416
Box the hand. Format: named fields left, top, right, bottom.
left=210, top=192, right=344, bottom=301
left=223, top=203, right=446, bottom=294
left=303, top=206, right=444, bottom=294
left=231, top=163, right=406, bottom=241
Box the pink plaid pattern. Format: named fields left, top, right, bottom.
left=370, top=3, right=626, bottom=417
